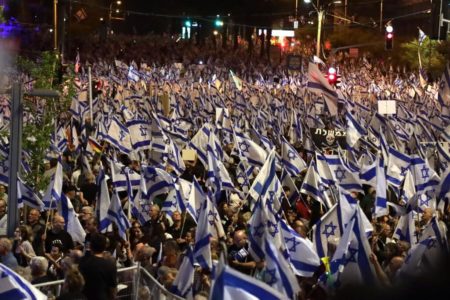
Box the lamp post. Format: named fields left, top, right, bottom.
left=304, top=0, right=323, bottom=57
left=379, top=0, right=384, bottom=32
left=53, top=0, right=58, bottom=50
left=109, top=0, right=123, bottom=32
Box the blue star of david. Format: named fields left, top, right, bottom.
left=139, top=125, right=147, bottom=137
left=144, top=170, right=158, bottom=182
left=207, top=210, right=217, bottom=226
left=171, top=199, right=177, bottom=208
left=442, top=161, right=449, bottom=170
left=119, top=130, right=126, bottom=141
left=196, top=207, right=202, bottom=218
left=284, top=237, right=301, bottom=252
left=141, top=201, right=151, bottom=213
left=400, top=166, right=409, bottom=176
left=419, top=193, right=431, bottom=207
left=323, top=222, right=338, bottom=238
left=236, top=173, right=246, bottom=184
left=344, top=247, right=358, bottom=265
left=287, top=150, right=296, bottom=160
left=440, top=80, right=446, bottom=90
left=421, top=165, right=430, bottom=180
left=266, top=191, right=276, bottom=208
left=253, top=223, right=265, bottom=238
left=265, top=268, right=278, bottom=285
left=267, top=220, right=279, bottom=237
left=334, top=167, right=346, bottom=183
left=238, top=141, right=250, bottom=153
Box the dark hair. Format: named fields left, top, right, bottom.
left=63, top=184, right=77, bottom=194
left=90, top=233, right=107, bottom=253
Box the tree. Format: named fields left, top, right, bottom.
left=398, top=38, right=448, bottom=79
left=15, top=52, right=75, bottom=191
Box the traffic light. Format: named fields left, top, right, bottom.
left=385, top=24, right=394, bottom=50
left=184, top=20, right=192, bottom=27
left=214, top=18, right=224, bottom=27
left=327, top=67, right=337, bottom=85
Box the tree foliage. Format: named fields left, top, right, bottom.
left=398, top=38, right=448, bottom=78
left=16, top=52, right=75, bottom=192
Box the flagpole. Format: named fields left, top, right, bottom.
left=88, top=66, right=93, bottom=122
left=179, top=211, right=188, bottom=239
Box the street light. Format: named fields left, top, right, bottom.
left=304, top=0, right=323, bottom=57
left=109, top=0, right=124, bottom=22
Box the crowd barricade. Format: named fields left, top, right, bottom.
left=33, top=264, right=185, bottom=300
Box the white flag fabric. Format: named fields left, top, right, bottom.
left=307, top=62, right=338, bottom=116
left=209, top=257, right=285, bottom=300
left=42, top=158, right=63, bottom=210
left=0, top=263, right=47, bottom=300
left=58, top=193, right=86, bottom=244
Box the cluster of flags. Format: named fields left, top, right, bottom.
left=1, top=48, right=450, bottom=298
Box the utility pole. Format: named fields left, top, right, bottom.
left=379, top=0, right=384, bottom=32
left=53, top=0, right=58, bottom=50
left=317, top=10, right=324, bottom=57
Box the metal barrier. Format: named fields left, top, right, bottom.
left=33, top=264, right=185, bottom=300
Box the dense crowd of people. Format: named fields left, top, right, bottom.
left=0, top=33, right=449, bottom=300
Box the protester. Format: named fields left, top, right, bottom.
left=78, top=233, right=117, bottom=300
left=0, top=32, right=448, bottom=300
left=0, top=237, right=19, bottom=269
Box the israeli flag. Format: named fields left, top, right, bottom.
left=281, top=136, right=307, bottom=176
left=170, top=246, right=195, bottom=299
left=140, top=165, right=175, bottom=202
left=393, top=210, right=417, bottom=245
left=126, top=119, right=151, bottom=151
left=410, top=155, right=440, bottom=195
left=58, top=193, right=86, bottom=244
left=206, top=142, right=234, bottom=203
left=234, top=131, right=267, bottom=167
left=209, top=256, right=285, bottom=300
left=300, top=159, right=329, bottom=208
left=0, top=263, right=46, bottom=300
left=107, top=191, right=131, bottom=241
left=374, top=155, right=388, bottom=218
left=17, top=178, right=44, bottom=210
left=263, top=238, right=301, bottom=299
left=280, top=219, right=321, bottom=277
left=96, top=166, right=112, bottom=233
left=346, top=111, right=366, bottom=147
left=105, top=117, right=132, bottom=154
left=42, top=157, right=63, bottom=210
left=194, top=194, right=215, bottom=270
left=387, top=146, right=411, bottom=188
left=328, top=208, right=377, bottom=289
